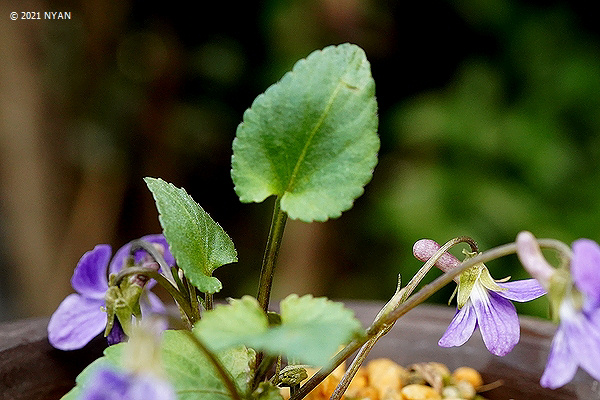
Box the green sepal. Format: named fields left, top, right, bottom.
left=478, top=266, right=507, bottom=293
left=456, top=251, right=506, bottom=309
left=457, top=265, right=481, bottom=309
left=548, top=269, right=571, bottom=323
left=448, top=286, right=458, bottom=306
left=103, top=276, right=144, bottom=337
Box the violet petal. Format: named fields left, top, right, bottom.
left=495, top=279, right=547, bottom=302
left=109, top=242, right=135, bottom=275
left=141, top=291, right=166, bottom=315
left=47, top=294, right=107, bottom=350
left=107, top=318, right=128, bottom=346
left=81, top=367, right=130, bottom=399
left=138, top=292, right=168, bottom=332
left=128, top=374, right=177, bottom=400
left=109, top=234, right=175, bottom=276
left=81, top=367, right=176, bottom=400
left=471, top=286, right=520, bottom=356
left=515, top=231, right=554, bottom=287
left=540, top=326, right=578, bottom=389
left=139, top=234, right=176, bottom=267
left=563, top=305, right=600, bottom=382
left=439, top=302, right=477, bottom=348
left=71, top=244, right=111, bottom=299
left=571, top=239, right=600, bottom=309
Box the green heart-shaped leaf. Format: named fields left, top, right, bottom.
left=145, top=177, right=237, bottom=294
left=232, top=43, right=379, bottom=222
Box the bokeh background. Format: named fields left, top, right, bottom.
left=1, top=0, right=599, bottom=321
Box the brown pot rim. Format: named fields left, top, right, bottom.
left=0, top=302, right=597, bottom=399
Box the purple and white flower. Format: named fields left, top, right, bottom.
left=517, top=232, right=600, bottom=388
left=80, top=366, right=176, bottom=400
left=79, top=315, right=175, bottom=400
left=413, top=238, right=546, bottom=356
left=47, top=234, right=174, bottom=350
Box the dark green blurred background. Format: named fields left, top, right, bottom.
left=1, top=0, right=599, bottom=320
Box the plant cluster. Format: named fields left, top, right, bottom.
left=48, top=44, right=600, bottom=399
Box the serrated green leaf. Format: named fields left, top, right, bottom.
left=258, top=294, right=363, bottom=366
left=64, top=331, right=256, bottom=400
left=194, top=295, right=363, bottom=367
left=232, top=43, right=379, bottom=222
left=145, top=177, right=237, bottom=294
left=194, top=296, right=269, bottom=351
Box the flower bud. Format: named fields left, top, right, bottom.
left=516, top=231, right=554, bottom=288
left=277, top=365, right=309, bottom=387
left=413, top=239, right=460, bottom=273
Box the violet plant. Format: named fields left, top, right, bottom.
left=49, top=44, right=599, bottom=399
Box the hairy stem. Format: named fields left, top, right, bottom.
left=189, top=286, right=201, bottom=321
left=289, top=339, right=364, bottom=400
left=330, top=237, right=476, bottom=400
left=205, top=292, right=214, bottom=311
left=330, top=326, right=390, bottom=400
left=257, top=196, right=288, bottom=312
left=372, top=236, right=477, bottom=329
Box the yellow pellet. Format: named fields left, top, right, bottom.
left=349, top=386, right=380, bottom=400
left=380, top=387, right=404, bottom=400
left=280, top=361, right=486, bottom=400
left=455, top=380, right=476, bottom=399
left=452, top=367, right=483, bottom=389
left=367, top=358, right=406, bottom=398
left=400, top=384, right=442, bottom=400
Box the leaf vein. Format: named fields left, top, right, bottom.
left=284, top=64, right=351, bottom=193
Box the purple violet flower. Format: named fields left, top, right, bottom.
left=517, top=232, right=600, bottom=388
left=81, top=366, right=176, bottom=400
left=413, top=239, right=546, bottom=356
left=47, top=234, right=174, bottom=350
left=80, top=316, right=175, bottom=400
